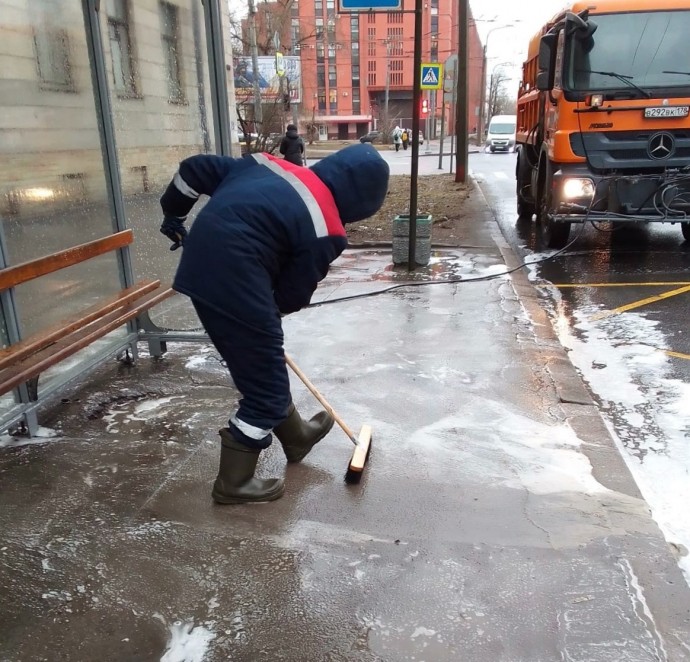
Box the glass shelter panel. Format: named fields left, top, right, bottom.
left=0, top=0, right=129, bottom=407
left=102, top=0, right=217, bottom=331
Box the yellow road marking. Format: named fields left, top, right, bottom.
left=554, top=282, right=690, bottom=288
left=665, top=350, right=690, bottom=361
left=590, top=284, right=690, bottom=321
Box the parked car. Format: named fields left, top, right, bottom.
left=236, top=129, right=258, bottom=143
left=359, top=130, right=380, bottom=144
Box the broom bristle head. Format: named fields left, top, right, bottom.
left=344, top=430, right=372, bottom=484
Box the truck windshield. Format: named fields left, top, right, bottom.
left=489, top=123, right=515, bottom=134
left=565, top=10, right=690, bottom=93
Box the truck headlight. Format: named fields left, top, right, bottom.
left=563, top=178, right=595, bottom=200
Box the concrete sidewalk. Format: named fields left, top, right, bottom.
left=1, top=185, right=689, bottom=661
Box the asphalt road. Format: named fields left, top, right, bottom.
left=471, top=149, right=690, bottom=574
left=471, top=150, right=690, bottom=372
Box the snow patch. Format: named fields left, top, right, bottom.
left=160, top=620, right=215, bottom=662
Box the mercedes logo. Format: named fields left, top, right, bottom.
left=648, top=132, right=676, bottom=160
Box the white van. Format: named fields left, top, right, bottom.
left=486, top=114, right=517, bottom=153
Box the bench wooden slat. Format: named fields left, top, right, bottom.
left=0, top=279, right=161, bottom=372
left=0, top=230, right=134, bottom=291
left=0, top=286, right=175, bottom=397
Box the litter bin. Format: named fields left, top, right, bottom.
left=392, top=214, right=432, bottom=266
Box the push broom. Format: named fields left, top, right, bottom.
left=284, top=353, right=372, bottom=484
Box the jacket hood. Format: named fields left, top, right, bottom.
left=286, top=127, right=299, bottom=138
left=310, top=144, right=390, bottom=224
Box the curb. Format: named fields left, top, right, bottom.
left=471, top=175, right=690, bottom=640
left=470, top=176, right=643, bottom=496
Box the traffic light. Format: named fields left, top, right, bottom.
left=421, top=98, right=429, bottom=115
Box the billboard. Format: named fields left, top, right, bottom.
left=233, top=56, right=302, bottom=104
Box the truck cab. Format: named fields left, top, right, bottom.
left=515, top=0, right=690, bottom=248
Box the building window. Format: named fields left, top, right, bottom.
left=318, top=92, right=326, bottom=110
left=431, top=16, right=438, bottom=36
left=367, top=60, right=376, bottom=72
left=367, top=12, right=375, bottom=23
left=367, top=72, right=376, bottom=86
left=431, top=0, right=438, bottom=7
left=106, top=0, right=137, bottom=96
left=387, top=28, right=403, bottom=55
left=160, top=2, right=184, bottom=102
left=291, top=0, right=299, bottom=17
left=329, top=89, right=337, bottom=111
left=350, top=15, right=359, bottom=36
left=315, top=0, right=322, bottom=12
left=326, top=0, right=334, bottom=10
left=351, top=64, right=360, bottom=81
left=317, top=64, right=326, bottom=87
left=391, top=59, right=403, bottom=72
left=431, top=40, right=438, bottom=61
left=291, top=18, right=300, bottom=50
left=387, top=11, right=403, bottom=23
left=353, top=87, right=360, bottom=114
left=328, top=64, right=337, bottom=86
left=367, top=28, right=376, bottom=56
left=391, top=72, right=403, bottom=85
left=315, top=18, right=324, bottom=39
left=317, top=43, right=325, bottom=63
left=33, top=26, right=73, bottom=92
left=352, top=41, right=359, bottom=65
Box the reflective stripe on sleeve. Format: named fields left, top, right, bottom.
left=173, top=172, right=200, bottom=199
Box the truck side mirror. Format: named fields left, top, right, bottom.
left=537, top=33, right=557, bottom=92
left=536, top=71, right=552, bottom=92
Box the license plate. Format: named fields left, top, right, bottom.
left=644, top=106, right=690, bottom=118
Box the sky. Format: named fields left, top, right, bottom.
left=469, top=0, right=568, bottom=86
left=229, top=0, right=568, bottom=90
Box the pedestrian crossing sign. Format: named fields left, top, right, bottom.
left=420, top=63, right=443, bottom=90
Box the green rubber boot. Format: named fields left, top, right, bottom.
left=212, top=429, right=285, bottom=504
left=274, top=403, right=334, bottom=463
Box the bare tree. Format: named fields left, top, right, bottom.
left=487, top=67, right=517, bottom=119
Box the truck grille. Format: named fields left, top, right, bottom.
left=570, top=130, right=690, bottom=171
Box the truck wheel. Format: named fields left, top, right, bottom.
left=682, top=223, right=690, bottom=242
left=538, top=161, right=571, bottom=249
left=516, top=150, right=536, bottom=220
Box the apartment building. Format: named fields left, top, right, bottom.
left=244, top=0, right=483, bottom=140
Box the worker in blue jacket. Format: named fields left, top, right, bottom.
left=159, top=144, right=389, bottom=504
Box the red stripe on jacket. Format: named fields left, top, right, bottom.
left=264, top=154, right=346, bottom=238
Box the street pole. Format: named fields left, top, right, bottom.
left=454, top=0, right=469, bottom=183
left=384, top=39, right=390, bottom=132
left=477, top=25, right=514, bottom=146
left=247, top=0, right=263, bottom=131
left=437, top=96, right=446, bottom=169
left=407, top=0, right=424, bottom=270
left=425, top=92, right=431, bottom=154
left=478, top=43, right=487, bottom=145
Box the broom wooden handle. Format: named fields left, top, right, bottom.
left=284, top=353, right=357, bottom=444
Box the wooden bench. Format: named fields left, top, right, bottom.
left=0, top=230, right=174, bottom=405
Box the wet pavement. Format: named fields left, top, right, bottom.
left=1, top=189, right=690, bottom=661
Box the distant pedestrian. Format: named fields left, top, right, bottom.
left=280, top=124, right=306, bottom=166
left=401, top=129, right=409, bottom=151
left=393, top=126, right=402, bottom=152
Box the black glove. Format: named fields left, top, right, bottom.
left=160, top=216, right=188, bottom=251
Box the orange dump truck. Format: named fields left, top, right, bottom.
left=516, top=0, right=690, bottom=248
